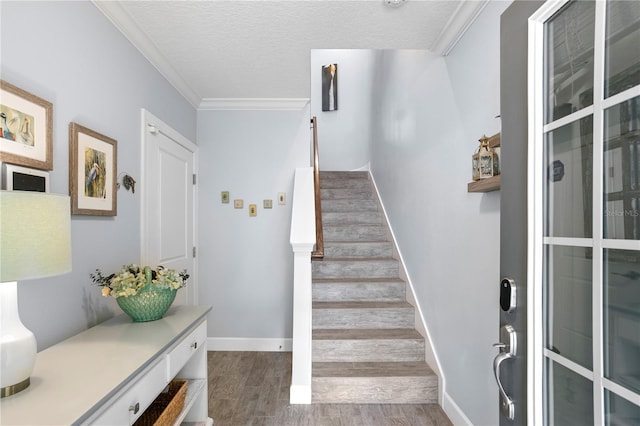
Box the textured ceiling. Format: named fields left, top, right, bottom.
left=94, top=0, right=487, bottom=107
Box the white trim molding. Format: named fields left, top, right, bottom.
left=199, top=98, right=310, bottom=111
left=140, top=108, right=199, bottom=306
left=289, top=385, right=312, bottom=405
left=368, top=172, right=445, bottom=405
left=431, top=0, right=489, bottom=56
left=288, top=167, right=316, bottom=405
left=207, top=337, right=292, bottom=352
left=442, top=391, right=473, bottom=426
left=92, top=1, right=201, bottom=107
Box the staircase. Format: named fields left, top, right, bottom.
left=311, top=171, right=438, bottom=404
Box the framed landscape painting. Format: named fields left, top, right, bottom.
left=69, top=122, right=117, bottom=216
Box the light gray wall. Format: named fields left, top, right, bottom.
left=2, top=2, right=512, bottom=422
left=196, top=107, right=310, bottom=345
left=310, top=50, right=377, bottom=171
left=369, top=2, right=510, bottom=425
left=0, top=1, right=196, bottom=350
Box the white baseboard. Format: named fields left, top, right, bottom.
left=289, top=385, right=312, bottom=404
left=368, top=172, right=445, bottom=386
left=443, top=392, right=472, bottom=426
left=351, top=162, right=371, bottom=172
left=207, top=337, right=292, bottom=352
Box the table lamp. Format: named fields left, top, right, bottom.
left=0, top=191, right=71, bottom=398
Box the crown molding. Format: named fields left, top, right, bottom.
left=91, top=0, right=201, bottom=108
left=199, top=98, right=310, bottom=111
left=431, top=0, right=489, bottom=56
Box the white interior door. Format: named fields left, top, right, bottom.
left=528, top=1, right=640, bottom=424
left=141, top=109, right=197, bottom=306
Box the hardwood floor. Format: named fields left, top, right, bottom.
left=207, top=351, right=453, bottom=426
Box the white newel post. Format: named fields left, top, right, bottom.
left=289, top=167, right=316, bottom=404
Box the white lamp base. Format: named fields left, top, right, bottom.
left=0, top=281, right=36, bottom=398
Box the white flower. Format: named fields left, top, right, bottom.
left=91, top=264, right=189, bottom=299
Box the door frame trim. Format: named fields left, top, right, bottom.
left=527, top=1, right=576, bottom=424
left=140, top=108, right=199, bottom=304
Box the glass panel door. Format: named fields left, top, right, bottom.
left=604, top=96, right=640, bottom=239
left=534, top=0, right=640, bottom=423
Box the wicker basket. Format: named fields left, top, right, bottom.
left=134, top=380, right=188, bottom=426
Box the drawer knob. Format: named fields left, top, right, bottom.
left=191, top=341, right=197, bottom=349
left=129, top=402, right=140, bottom=414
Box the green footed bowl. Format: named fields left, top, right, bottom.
left=116, top=283, right=177, bottom=322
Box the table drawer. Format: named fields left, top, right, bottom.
left=167, top=321, right=206, bottom=379
left=91, top=357, right=168, bottom=425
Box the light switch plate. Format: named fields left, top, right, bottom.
left=249, top=204, right=257, bottom=217
left=221, top=191, right=230, bottom=204
left=234, top=199, right=243, bottom=209
left=278, top=192, right=286, bottom=205
left=263, top=199, right=273, bottom=209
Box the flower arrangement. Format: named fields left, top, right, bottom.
left=90, top=264, right=189, bottom=298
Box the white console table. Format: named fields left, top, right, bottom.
left=0, top=305, right=212, bottom=425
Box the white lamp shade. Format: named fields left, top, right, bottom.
left=0, top=191, right=72, bottom=282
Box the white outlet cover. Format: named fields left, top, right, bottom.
left=278, top=192, right=286, bottom=205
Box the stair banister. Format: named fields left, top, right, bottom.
left=289, top=166, right=316, bottom=404
left=311, top=116, right=324, bottom=259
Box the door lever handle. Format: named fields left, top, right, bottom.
left=495, top=324, right=517, bottom=356
left=493, top=352, right=515, bottom=420
left=493, top=324, right=517, bottom=420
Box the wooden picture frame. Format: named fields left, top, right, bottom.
left=0, top=80, right=53, bottom=170
left=69, top=122, right=117, bottom=216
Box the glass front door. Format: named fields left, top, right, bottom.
left=530, top=0, right=640, bottom=423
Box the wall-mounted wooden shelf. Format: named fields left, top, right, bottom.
left=468, top=175, right=501, bottom=192
left=468, top=132, right=501, bottom=193
left=487, top=132, right=500, bottom=149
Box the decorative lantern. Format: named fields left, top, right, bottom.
left=478, top=135, right=499, bottom=179
left=472, top=149, right=480, bottom=181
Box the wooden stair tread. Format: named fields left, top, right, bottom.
left=322, top=240, right=390, bottom=244
left=312, top=171, right=438, bottom=405
left=313, top=362, right=435, bottom=378
left=312, top=257, right=397, bottom=262
left=320, top=171, right=369, bottom=178
left=319, top=252, right=393, bottom=259
left=313, top=328, right=423, bottom=340
left=323, top=240, right=390, bottom=243
left=323, top=230, right=388, bottom=235
left=313, top=277, right=405, bottom=284
left=324, top=237, right=393, bottom=246
left=312, top=301, right=413, bottom=309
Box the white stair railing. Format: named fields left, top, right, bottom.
left=289, top=167, right=316, bottom=404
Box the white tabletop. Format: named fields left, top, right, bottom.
left=0, top=305, right=211, bottom=425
